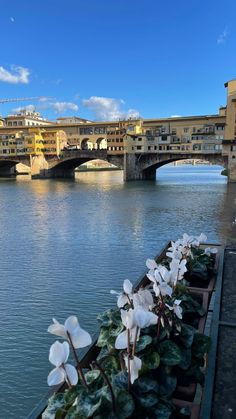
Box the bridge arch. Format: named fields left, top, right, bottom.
left=81, top=138, right=93, bottom=150
left=0, top=159, right=21, bottom=176
left=48, top=150, right=109, bottom=178
left=96, top=137, right=107, bottom=150
left=125, top=152, right=228, bottom=181
left=142, top=155, right=227, bottom=180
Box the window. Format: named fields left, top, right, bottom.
left=136, top=146, right=142, bottom=150
left=184, top=128, right=189, bottom=133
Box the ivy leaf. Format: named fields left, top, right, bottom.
left=142, top=351, right=160, bottom=370
left=133, top=377, right=159, bottom=394
left=192, top=333, right=211, bottom=359
left=110, top=323, right=124, bottom=337
left=178, top=347, right=192, bottom=370
left=135, top=335, right=152, bottom=353
left=159, top=340, right=182, bottom=366
left=85, top=370, right=101, bottom=386
left=97, top=327, right=111, bottom=347
left=112, top=371, right=128, bottom=390
left=158, top=368, right=177, bottom=396
left=115, top=389, right=135, bottom=418
left=42, top=394, right=65, bottom=419
left=137, top=392, right=159, bottom=408
left=178, top=323, right=196, bottom=348
left=97, top=310, right=113, bottom=327
left=153, top=401, right=173, bottom=419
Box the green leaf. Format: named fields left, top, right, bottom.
left=112, top=371, right=128, bottom=390
left=137, top=392, right=159, bottom=408
left=153, top=401, right=173, bottom=419
left=178, top=348, right=192, bottom=370
left=97, top=310, right=113, bottom=327
left=159, top=340, right=182, bottom=366
left=85, top=370, right=101, bottom=385
left=192, top=333, right=211, bottom=358
left=74, top=386, right=111, bottom=417
left=101, top=356, right=120, bottom=376
left=135, top=335, right=152, bottom=353
left=142, top=351, right=160, bottom=370
left=42, top=393, right=65, bottom=419
left=115, top=389, right=135, bottom=418
left=158, top=368, right=177, bottom=396
left=178, top=323, right=196, bottom=348
left=110, top=323, right=124, bottom=337
left=133, top=377, right=159, bottom=394
left=97, top=327, right=111, bottom=347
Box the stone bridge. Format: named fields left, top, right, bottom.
left=0, top=149, right=231, bottom=181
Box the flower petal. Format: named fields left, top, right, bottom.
left=65, top=316, right=79, bottom=334
left=134, top=307, right=158, bottom=328
left=47, top=367, right=65, bottom=386
left=64, top=364, right=78, bottom=386
left=115, top=330, right=128, bottom=349
left=123, top=279, right=133, bottom=295
left=146, top=259, right=158, bottom=270
left=49, top=341, right=69, bottom=367
left=47, top=323, right=67, bottom=339
left=71, top=326, right=92, bottom=349
left=117, top=294, right=129, bottom=308
left=124, top=355, right=142, bottom=384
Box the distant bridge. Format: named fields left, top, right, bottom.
left=0, top=149, right=229, bottom=180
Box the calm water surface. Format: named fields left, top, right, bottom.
left=0, top=165, right=236, bottom=418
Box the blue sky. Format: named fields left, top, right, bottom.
left=0, top=0, right=235, bottom=121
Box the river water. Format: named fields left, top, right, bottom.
left=0, top=165, right=235, bottom=418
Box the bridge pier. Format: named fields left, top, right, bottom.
left=124, top=153, right=145, bottom=181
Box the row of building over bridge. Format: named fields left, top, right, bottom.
left=0, top=78, right=236, bottom=180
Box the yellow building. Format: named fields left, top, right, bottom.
left=0, top=127, right=67, bottom=158
left=42, top=129, right=67, bottom=156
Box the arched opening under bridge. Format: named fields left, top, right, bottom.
left=96, top=137, right=107, bottom=150
left=143, top=157, right=227, bottom=182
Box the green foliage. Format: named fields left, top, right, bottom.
left=159, top=340, right=182, bottom=366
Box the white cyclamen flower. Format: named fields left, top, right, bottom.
left=115, top=309, right=137, bottom=349
left=47, top=341, right=78, bottom=386
left=48, top=316, right=92, bottom=349
left=110, top=279, right=133, bottom=308
left=166, top=299, right=183, bottom=319
left=134, top=307, right=158, bottom=328
left=124, top=355, right=142, bottom=384
left=133, top=288, right=154, bottom=310
left=170, top=258, right=187, bottom=284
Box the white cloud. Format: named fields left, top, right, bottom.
left=170, top=115, right=182, bottom=118
left=50, top=102, right=79, bottom=113
left=82, top=96, right=140, bottom=121
left=11, top=100, right=79, bottom=116
left=217, top=27, right=229, bottom=44
left=0, top=65, right=30, bottom=84
left=12, top=104, right=36, bottom=114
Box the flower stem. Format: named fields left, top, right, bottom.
left=127, top=329, right=131, bottom=392
left=132, top=327, right=139, bottom=357
left=67, top=332, right=88, bottom=387
left=93, top=360, right=116, bottom=413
